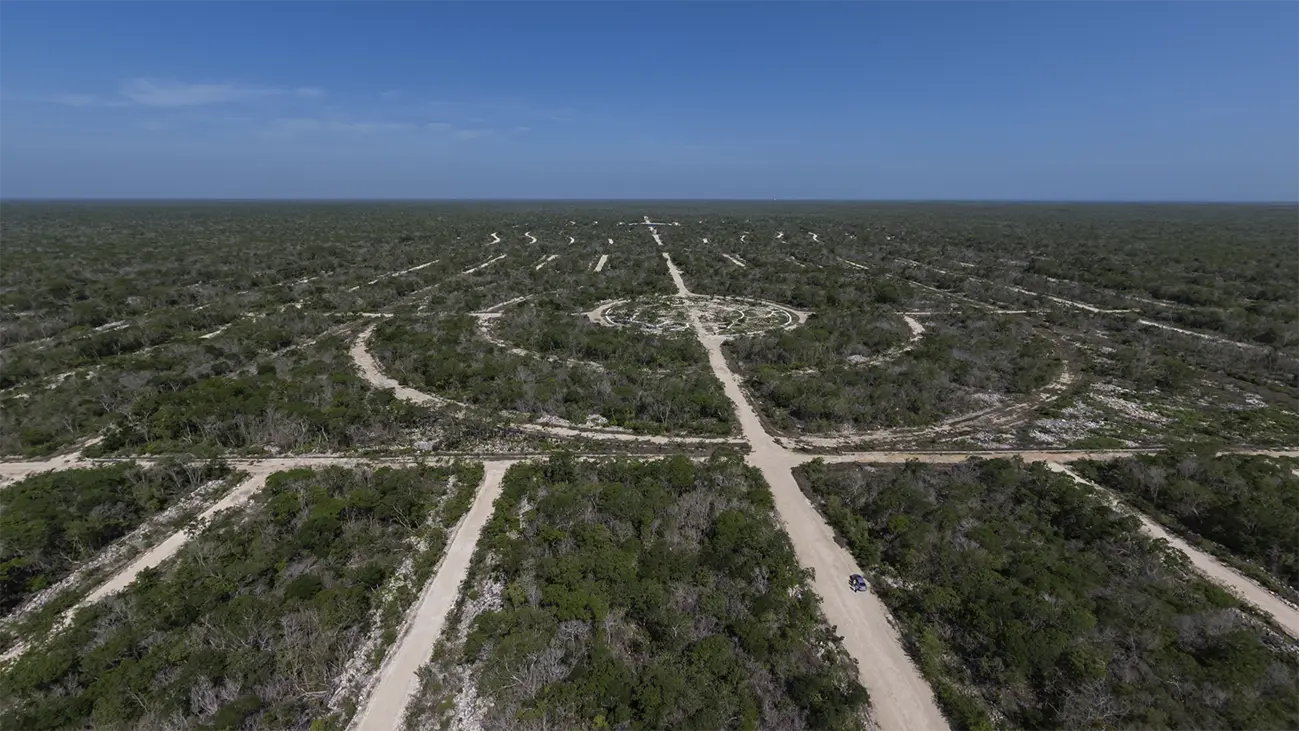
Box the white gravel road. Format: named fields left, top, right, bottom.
left=349, top=460, right=515, bottom=731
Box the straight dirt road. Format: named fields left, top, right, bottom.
left=349, top=461, right=515, bottom=731
left=661, top=251, right=950, bottom=731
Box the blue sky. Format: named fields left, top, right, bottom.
left=1, top=1, right=1295, bottom=200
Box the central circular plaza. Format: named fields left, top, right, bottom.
left=586, top=295, right=811, bottom=338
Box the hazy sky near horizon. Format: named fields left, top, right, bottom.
left=1, top=2, right=1295, bottom=200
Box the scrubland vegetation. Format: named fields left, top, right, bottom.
left=797, top=458, right=1298, bottom=730
left=404, top=454, right=869, bottom=731
left=0, top=460, right=231, bottom=616
left=1076, top=450, right=1298, bottom=597
left=2, top=201, right=1295, bottom=453
left=0, top=462, right=483, bottom=730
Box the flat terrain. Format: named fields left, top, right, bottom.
left=0, top=202, right=1295, bottom=730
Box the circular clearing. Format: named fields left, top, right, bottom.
left=587, top=295, right=810, bottom=338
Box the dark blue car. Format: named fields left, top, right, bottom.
left=848, top=574, right=867, bottom=592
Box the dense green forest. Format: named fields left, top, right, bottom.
left=404, top=454, right=869, bottom=731
left=797, top=458, right=1298, bottom=730
left=0, top=460, right=231, bottom=616
left=0, top=462, right=483, bottom=730
left=1076, top=451, right=1299, bottom=594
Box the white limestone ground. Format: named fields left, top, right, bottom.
left=722, top=253, right=748, bottom=268
left=607, top=237, right=614, bottom=244
left=1047, top=464, right=1298, bottom=639
left=461, top=254, right=507, bottom=275
left=199, top=323, right=232, bottom=340
left=794, top=366, right=1079, bottom=450
left=348, top=461, right=516, bottom=731
left=534, top=254, right=559, bottom=271
left=594, top=254, right=609, bottom=272
left=776, top=231, right=785, bottom=240
left=92, top=320, right=129, bottom=333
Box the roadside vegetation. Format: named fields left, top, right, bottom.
left=796, top=458, right=1298, bottom=731
left=1076, top=450, right=1299, bottom=597
left=0, top=462, right=483, bottom=730
left=0, top=460, right=231, bottom=616
left=729, top=312, right=1061, bottom=434
left=404, top=453, right=869, bottom=731
left=372, top=315, right=737, bottom=436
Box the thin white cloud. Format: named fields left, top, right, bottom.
left=269, top=118, right=425, bottom=135
left=454, top=128, right=493, bottom=140
left=49, top=93, right=100, bottom=107
left=119, top=78, right=321, bottom=107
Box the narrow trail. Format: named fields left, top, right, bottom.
left=809, top=232, right=820, bottom=243
left=594, top=254, right=609, bottom=272
left=849, top=315, right=925, bottom=368
left=776, top=231, right=785, bottom=240
left=349, top=316, right=743, bottom=445
left=788, top=256, right=806, bottom=268
left=740, top=232, right=749, bottom=243
left=524, top=232, right=537, bottom=245
left=349, top=461, right=516, bottom=731
left=659, top=249, right=949, bottom=731
left=567, top=235, right=576, bottom=244
left=489, top=232, right=501, bottom=244
left=347, top=260, right=438, bottom=293
left=892, top=259, right=1277, bottom=348
left=1136, top=318, right=1267, bottom=351
left=722, top=253, right=748, bottom=268
left=461, top=254, right=507, bottom=275
left=534, top=254, right=559, bottom=271
left=1047, top=464, right=1298, bottom=638
left=643, top=216, right=666, bottom=246
left=2, top=469, right=275, bottom=663
left=198, top=323, right=232, bottom=340
left=896, top=258, right=1133, bottom=314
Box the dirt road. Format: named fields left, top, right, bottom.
left=349, top=460, right=515, bottom=731
left=660, top=250, right=948, bottom=730
left=1047, top=464, right=1298, bottom=638
left=2, top=468, right=275, bottom=663
left=594, top=254, right=609, bottom=272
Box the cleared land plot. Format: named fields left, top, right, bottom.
left=403, top=454, right=871, bottom=731
left=796, top=457, right=1299, bottom=731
